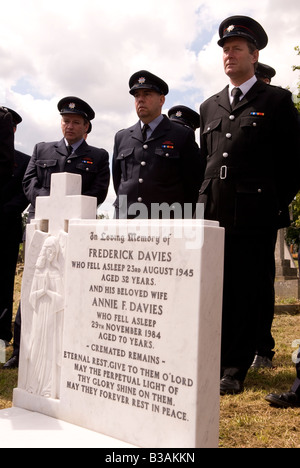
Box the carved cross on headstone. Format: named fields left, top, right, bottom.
left=34, top=172, right=97, bottom=235
left=18, top=173, right=98, bottom=399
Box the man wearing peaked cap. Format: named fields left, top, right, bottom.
left=113, top=70, right=201, bottom=219
left=218, top=15, right=268, bottom=50
left=256, top=62, right=276, bottom=84
left=129, top=70, right=169, bottom=96
left=58, top=96, right=95, bottom=129
left=168, top=105, right=200, bottom=131
left=0, top=109, right=30, bottom=350
left=251, top=61, right=277, bottom=372
left=5, top=107, right=22, bottom=126
left=197, top=15, right=300, bottom=395
left=23, top=96, right=110, bottom=222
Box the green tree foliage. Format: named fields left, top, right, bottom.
left=292, top=46, right=300, bottom=111
left=286, top=46, right=300, bottom=249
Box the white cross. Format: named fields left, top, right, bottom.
left=34, top=172, right=97, bottom=235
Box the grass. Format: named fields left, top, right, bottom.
left=0, top=358, right=18, bottom=410
left=0, top=270, right=21, bottom=409
left=1, top=270, right=300, bottom=447
left=220, top=313, right=300, bottom=448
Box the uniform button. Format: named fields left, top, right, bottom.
left=86, top=168, right=89, bottom=171
left=226, top=133, right=232, bottom=139
left=143, top=144, right=148, bottom=150
left=43, top=163, right=47, bottom=167
left=67, top=160, right=71, bottom=164
left=253, top=122, right=257, bottom=127
left=165, top=153, right=170, bottom=157
left=141, top=161, right=146, bottom=166
left=137, top=197, right=143, bottom=202
left=139, top=178, right=144, bottom=184
left=258, top=189, right=262, bottom=193
left=223, top=152, right=229, bottom=158
left=207, top=127, right=211, bottom=131
left=229, top=115, right=235, bottom=121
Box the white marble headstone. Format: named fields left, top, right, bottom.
left=14, top=173, right=225, bottom=448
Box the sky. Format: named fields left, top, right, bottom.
left=1, top=0, right=299, bottom=214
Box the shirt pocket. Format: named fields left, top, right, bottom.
left=35, top=159, right=58, bottom=188
left=75, top=161, right=98, bottom=174
left=202, top=118, right=222, bottom=157
left=154, top=147, right=180, bottom=181
left=154, top=148, right=180, bottom=160
left=116, top=147, right=135, bottom=181
left=240, top=115, right=269, bottom=143
left=240, top=115, right=266, bottom=129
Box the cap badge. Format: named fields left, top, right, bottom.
left=226, top=25, right=235, bottom=33
left=175, top=111, right=183, bottom=118
left=68, top=103, right=76, bottom=110
left=138, top=77, right=146, bottom=84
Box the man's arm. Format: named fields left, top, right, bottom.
left=181, top=128, right=203, bottom=210
left=112, top=132, right=122, bottom=195
left=82, top=149, right=110, bottom=206
left=22, top=144, right=44, bottom=207
left=274, top=90, right=300, bottom=207
left=2, top=152, right=30, bottom=215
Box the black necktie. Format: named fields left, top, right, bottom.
left=141, top=124, right=150, bottom=141
left=231, top=87, right=242, bottom=109
left=67, top=145, right=73, bottom=156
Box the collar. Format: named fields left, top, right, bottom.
left=64, top=138, right=85, bottom=153
left=140, top=114, right=164, bottom=136
left=228, top=75, right=257, bottom=103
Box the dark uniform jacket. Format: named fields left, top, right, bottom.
left=0, top=149, right=30, bottom=341
left=113, top=115, right=201, bottom=218
left=0, top=108, right=14, bottom=181
left=198, top=80, right=300, bottom=232
left=1, top=150, right=30, bottom=241
left=23, top=138, right=110, bottom=217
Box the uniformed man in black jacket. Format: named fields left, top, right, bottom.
left=23, top=97, right=110, bottom=221
left=197, top=16, right=300, bottom=395
left=251, top=62, right=277, bottom=370
left=0, top=107, right=14, bottom=182
left=4, top=98, right=110, bottom=368
left=113, top=71, right=200, bottom=219
left=0, top=109, right=30, bottom=344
